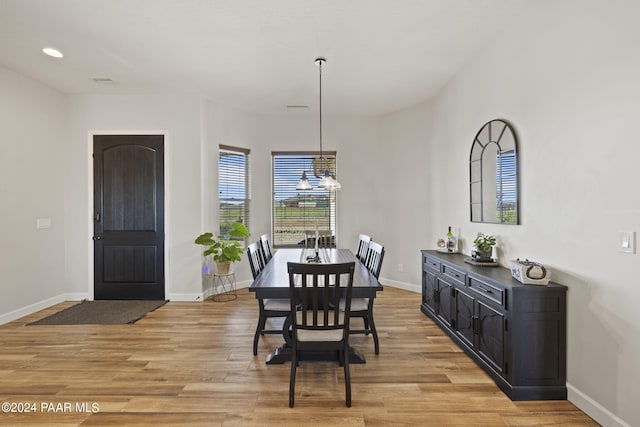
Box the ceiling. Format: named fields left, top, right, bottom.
left=0, top=0, right=528, bottom=116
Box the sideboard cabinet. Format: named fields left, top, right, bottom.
left=421, top=250, right=567, bottom=400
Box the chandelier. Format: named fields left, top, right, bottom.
left=296, top=57, right=341, bottom=191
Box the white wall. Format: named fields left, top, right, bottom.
left=246, top=113, right=384, bottom=259
left=2, top=1, right=637, bottom=424
left=0, top=66, right=67, bottom=322
left=65, top=93, right=204, bottom=300
left=381, top=1, right=640, bottom=425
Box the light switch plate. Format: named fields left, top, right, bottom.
left=618, top=231, right=636, bottom=254
left=36, top=218, right=51, bottom=229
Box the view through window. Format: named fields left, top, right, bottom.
left=219, top=145, right=250, bottom=243
left=272, top=151, right=337, bottom=247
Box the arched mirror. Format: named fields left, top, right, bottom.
left=470, top=119, right=519, bottom=224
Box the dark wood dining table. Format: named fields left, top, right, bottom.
left=248, top=247, right=384, bottom=364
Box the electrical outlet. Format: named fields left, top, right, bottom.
left=398, top=263, right=404, bottom=272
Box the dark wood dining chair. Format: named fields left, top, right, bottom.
left=260, top=234, right=273, bottom=264
left=355, top=234, right=371, bottom=260
left=287, top=261, right=355, bottom=408
left=346, top=241, right=384, bottom=354
left=249, top=241, right=289, bottom=356
left=364, top=241, right=385, bottom=279
left=303, top=229, right=334, bottom=249
left=247, top=241, right=264, bottom=278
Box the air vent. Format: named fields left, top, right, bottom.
left=91, top=77, right=115, bottom=84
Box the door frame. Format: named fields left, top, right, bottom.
left=87, top=131, right=170, bottom=300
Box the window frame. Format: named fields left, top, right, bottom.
left=218, top=144, right=250, bottom=245
left=271, top=151, right=338, bottom=248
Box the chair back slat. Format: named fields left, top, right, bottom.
left=364, top=241, right=385, bottom=279
left=356, top=234, right=372, bottom=260
left=247, top=241, right=265, bottom=279
left=260, top=234, right=273, bottom=263
left=288, top=262, right=355, bottom=335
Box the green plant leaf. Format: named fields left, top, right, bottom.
left=228, top=222, right=249, bottom=239
left=196, top=223, right=249, bottom=263
left=194, top=232, right=215, bottom=246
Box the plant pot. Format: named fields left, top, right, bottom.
left=216, top=261, right=232, bottom=275
left=474, top=248, right=493, bottom=261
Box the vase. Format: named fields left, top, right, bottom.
left=216, top=261, right=232, bottom=275
left=474, top=248, right=493, bottom=262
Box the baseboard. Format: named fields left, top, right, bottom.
left=0, top=294, right=67, bottom=325
left=167, top=293, right=206, bottom=302
left=379, top=277, right=420, bottom=293
left=66, top=292, right=89, bottom=301
left=567, top=382, right=630, bottom=427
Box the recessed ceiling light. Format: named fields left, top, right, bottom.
left=42, top=47, right=63, bottom=58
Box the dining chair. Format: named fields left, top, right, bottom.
left=246, top=242, right=265, bottom=278
left=260, top=234, right=273, bottom=264
left=249, top=241, right=289, bottom=356
left=287, top=261, right=356, bottom=408
left=304, top=229, right=334, bottom=249
left=345, top=241, right=385, bottom=355
left=355, top=234, right=371, bottom=260
left=364, top=241, right=385, bottom=279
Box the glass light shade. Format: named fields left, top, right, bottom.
left=318, top=170, right=340, bottom=190
left=296, top=171, right=313, bottom=190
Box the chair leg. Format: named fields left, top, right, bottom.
left=253, top=314, right=266, bottom=356
left=368, top=311, right=379, bottom=355
left=289, top=349, right=297, bottom=408
left=366, top=301, right=379, bottom=355
left=344, top=345, right=351, bottom=407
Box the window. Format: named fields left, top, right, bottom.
left=272, top=151, right=337, bottom=247
left=219, top=145, right=250, bottom=242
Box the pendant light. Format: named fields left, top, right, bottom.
left=294, top=57, right=341, bottom=191
left=295, top=170, right=313, bottom=190
left=315, top=57, right=341, bottom=190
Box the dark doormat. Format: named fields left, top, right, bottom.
left=27, top=300, right=168, bottom=325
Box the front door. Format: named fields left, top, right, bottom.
left=93, top=135, right=165, bottom=300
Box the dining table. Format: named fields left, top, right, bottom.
left=248, top=247, right=384, bottom=364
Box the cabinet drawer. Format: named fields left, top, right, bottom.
left=442, top=263, right=466, bottom=285
left=423, top=255, right=441, bottom=272
left=469, top=276, right=505, bottom=307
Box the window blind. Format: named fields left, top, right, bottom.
left=272, top=151, right=337, bottom=247
left=219, top=145, right=250, bottom=243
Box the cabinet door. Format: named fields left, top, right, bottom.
left=436, top=277, right=453, bottom=327
left=476, top=299, right=505, bottom=374
left=422, top=269, right=438, bottom=314
left=454, top=287, right=475, bottom=348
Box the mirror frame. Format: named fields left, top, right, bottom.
left=469, top=119, right=519, bottom=224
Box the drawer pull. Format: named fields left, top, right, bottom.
left=476, top=285, right=493, bottom=294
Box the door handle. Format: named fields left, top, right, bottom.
left=93, top=236, right=102, bottom=241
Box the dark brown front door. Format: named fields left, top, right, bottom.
left=93, top=135, right=165, bottom=300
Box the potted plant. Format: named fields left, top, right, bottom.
left=195, top=222, right=250, bottom=274
left=472, top=233, right=496, bottom=261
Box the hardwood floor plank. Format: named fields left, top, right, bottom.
left=0, top=286, right=597, bottom=426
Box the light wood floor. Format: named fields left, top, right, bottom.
left=0, top=286, right=597, bottom=426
